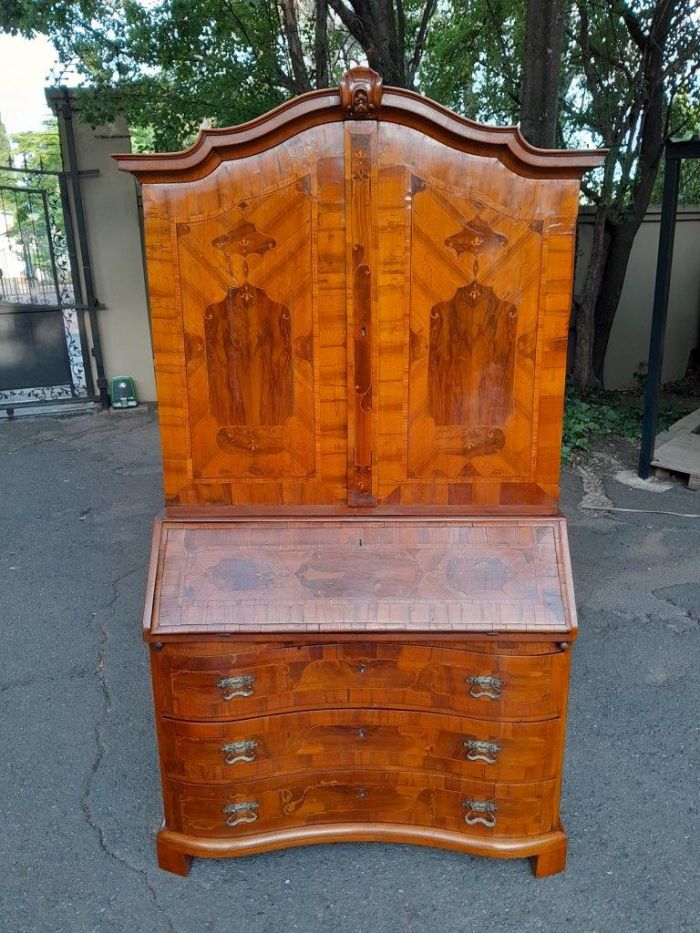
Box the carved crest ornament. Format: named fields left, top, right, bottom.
left=340, top=66, right=384, bottom=118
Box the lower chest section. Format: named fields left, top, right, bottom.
left=151, top=638, right=570, bottom=842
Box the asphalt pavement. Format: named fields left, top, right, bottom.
left=1, top=407, right=698, bottom=933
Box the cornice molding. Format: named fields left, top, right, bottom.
left=114, top=67, right=606, bottom=183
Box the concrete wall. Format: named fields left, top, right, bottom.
left=575, top=207, right=700, bottom=389
left=49, top=91, right=156, bottom=401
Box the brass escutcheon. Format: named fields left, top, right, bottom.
left=217, top=674, right=255, bottom=700
left=463, top=738, right=501, bottom=764
left=466, top=675, right=503, bottom=700
left=223, top=800, right=259, bottom=827
left=221, top=739, right=258, bottom=765
left=462, top=799, right=497, bottom=827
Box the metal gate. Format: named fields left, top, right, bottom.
left=0, top=96, right=108, bottom=414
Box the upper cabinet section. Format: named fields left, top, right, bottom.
left=117, top=68, right=604, bottom=514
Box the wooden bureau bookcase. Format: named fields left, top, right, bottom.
left=116, top=67, right=604, bottom=877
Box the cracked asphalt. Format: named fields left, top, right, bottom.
left=1, top=408, right=698, bottom=933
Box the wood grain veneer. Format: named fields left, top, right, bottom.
left=119, top=66, right=599, bottom=878
left=158, top=710, right=563, bottom=783
left=151, top=638, right=570, bottom=721
left=118, top=74, right=602, bottom=513
left=165, top=771, right=559, bottom=839
left=147, top=517, right=576, bottom=635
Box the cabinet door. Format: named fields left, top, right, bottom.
left=367, top=124, right=580, bottom=511
left=143, top=123, right=348, bottom=507
left=146, top=118, right=580, bottom=512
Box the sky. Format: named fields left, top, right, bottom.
left=0, top=34, right=61, bottom=135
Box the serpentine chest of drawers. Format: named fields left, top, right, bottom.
left=117, top=67, right=603, bottom=877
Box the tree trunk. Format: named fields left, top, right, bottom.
left=520, top=0, right=566, bottom=148
left=327, top=0, right=421, bottom=88
left=374, top=0, right=405, bottom=86
left=591, top=221, right=641, bottom=382
left=573, top=209, right=609, bottom=387
left=314, top=0, right=330, bottom=88
left=573, top=0, right=672, bottom=387
left=280, top=0, right=312, bottom=93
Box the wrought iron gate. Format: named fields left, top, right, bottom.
left=0, top=96, right=108, bottom=413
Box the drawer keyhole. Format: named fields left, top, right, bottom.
left=358, top=663, right=367, bottom=675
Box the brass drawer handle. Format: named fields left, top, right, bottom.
left=221, top=739, right=258, bottom=765
left=462, top=799, right=497, bottom=827
left=463, top=738, right=501, bottom=764
left=223, top=800, right=259, bottom=826
left=467, top=675, right=502, bottom=700
left=217, top=674, right=255, bottom=700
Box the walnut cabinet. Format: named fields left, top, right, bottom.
left=117, top=67, right=604, bottom=877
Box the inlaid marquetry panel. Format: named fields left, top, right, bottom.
left=179, top=185, right=313, bottom=483
left=148, top=517, right=576, bottom=635
left=345, top=124, right=378, bottom=506
left=372, top=125, right=580, bottom=509
left=131, top=88, right=590, bottom=512
left=167, top=771, right=558, bottom=840
left=139, top=124, right=348, bottom=506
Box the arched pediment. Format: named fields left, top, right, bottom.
left=115, top=67, right=605, bottom=183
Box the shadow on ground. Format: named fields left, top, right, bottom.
left=1, top=409, right=698, bottom=933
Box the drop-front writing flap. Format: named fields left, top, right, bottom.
left=146, top=517, right=576, bottom=636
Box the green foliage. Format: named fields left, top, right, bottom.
left=420, top=0, right=524, bottom=124
left=0, top=123, right=64, bottom=274
left=649, top=94, right=700, bottom=205
left=562, top=380, right=693, bottom=462
left=7, top=125, right=62, bottom=171
left=3, top=0, right=439, bottom=150
left=424, top=2, right=700, bottom=209
left=570, top=2, right=700, bottom=212
left=2, top=0, right=304, bottom=150
left=0, top=115, right=10, bottom=163
left=2, top=0, right=699, bottom=191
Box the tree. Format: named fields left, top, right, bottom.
left=0, top=115, right=11, bottom=163
left=420, top=0, right=525, bottom=124
left=421, top=0, right=700, bottom=387
left=3, top=0, right=699, bottom=386
left=519, top=0, right=566, bottom=148
left=1, top=0, right=440, bottom=151
left=569, top=0, right=700, bottom=386
left=0, top=123, right=64, bottom=279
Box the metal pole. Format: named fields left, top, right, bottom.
left=638, top=148, right=681, bottom=478
left=59, top=87, right=110, bottom=407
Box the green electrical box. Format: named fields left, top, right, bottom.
left=110, top=376, right=138, bottom=409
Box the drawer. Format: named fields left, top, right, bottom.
left=153, top=642, right=568, bottom=721
left=158, top=709, right=562, bottom=783
left=164, top=771, right=557, bottom=840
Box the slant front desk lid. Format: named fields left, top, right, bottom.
left=146, top=518, right=576, bottom=636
